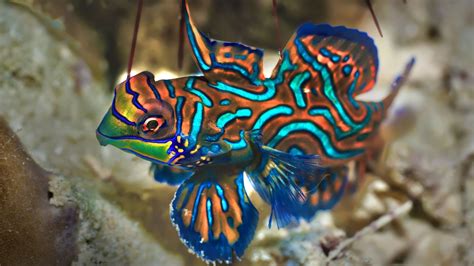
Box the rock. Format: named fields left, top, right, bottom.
left=350, top=229, right=406, bottom=265
left=402, top=219, right=464, bottom=266
left=60, top=178, right=184, bottom=266
left=0, top=117, right=78, bottom=265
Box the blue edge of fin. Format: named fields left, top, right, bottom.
left=170, top=173, right=258, bottom=263
left=296, top=22, right=379, bottom=72
left=201, top=23, right=377, bottom=72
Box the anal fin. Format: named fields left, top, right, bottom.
left=299, top=167, right=348, bottom=221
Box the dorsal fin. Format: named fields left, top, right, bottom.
left=272, top=23, right=379, bottom=98
left=183, top=0, right=265, bottom=86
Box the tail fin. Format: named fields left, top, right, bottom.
left=170, top=170, right=258, bottom=263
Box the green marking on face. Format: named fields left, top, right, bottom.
left=96, top=108, right=174, bottom=164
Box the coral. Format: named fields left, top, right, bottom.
left=0, top=117, right=78, bottom=265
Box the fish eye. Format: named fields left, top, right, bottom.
left=142, top=117, right=165, bottom=132
left=138, top=115, right=167, bottom=137
left=136, top=101, right=175, bottom=140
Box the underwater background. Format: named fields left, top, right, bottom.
left=0, top=0, right=473, bottom=265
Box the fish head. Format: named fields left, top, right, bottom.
left=96, top=71, right=178, bottom=165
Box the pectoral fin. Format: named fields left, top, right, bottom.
left=245, top=130, right=327, bottom=228
left=150, top=163, right=193, bottom=185
left=170, top=169, right=258, bottom=263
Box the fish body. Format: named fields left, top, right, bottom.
left=96, top=1, right=414, bottom=263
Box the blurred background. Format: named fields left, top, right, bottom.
left=0, top=0, right=473, bottom=265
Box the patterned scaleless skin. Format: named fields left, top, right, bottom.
left=96, top=1, right=415, bottom=263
